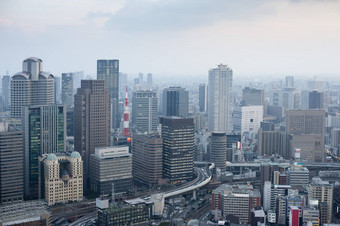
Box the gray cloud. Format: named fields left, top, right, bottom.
left=105, top=0, right=273, bottom=32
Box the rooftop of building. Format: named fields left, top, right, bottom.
left=0, top=200, right=50, bottom=225
left=213, top=183, right=260, bottom=197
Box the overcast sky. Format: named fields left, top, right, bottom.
left=1, top=0, right=340, bottom=80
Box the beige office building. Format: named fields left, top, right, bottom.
left=39, top=152, right=83, bottom=206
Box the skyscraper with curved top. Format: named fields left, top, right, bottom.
left=208, top=64, right=233, bottom=133
left=10, top=57, right=55, bottom=119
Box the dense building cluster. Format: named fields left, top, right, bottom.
left=1, top=58, right=340, bottom=225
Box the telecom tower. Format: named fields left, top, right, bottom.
left=121, top=86, right=131, bottom=137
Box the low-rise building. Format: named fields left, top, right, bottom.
left=0, top=200, right=51, bottom=225
left=212, top=184, right=261, bottom=225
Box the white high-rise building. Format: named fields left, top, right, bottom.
left=233, top=105, right=263, bottom=136
left=10, top=57, right=55, bottom=119
left=208, top=64, right=233, bottom=132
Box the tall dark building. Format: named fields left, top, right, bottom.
left=97, top=59, right=119, bottom=129
left=0, top=123, right=24, bottom=203
left=1, top=75, right=10, bottom=111
left=161, top=117, right=194, bottom=183
left=309, top=91, right=324, bottom=109
left=242, top=87, right=265, bottom=106
left=257, top=128, right=283, bottom=156
left=162, top=87, right=189, bottom=117
left=22, top=105, right=66, bottom=199
left=132, top=90, right=158, bottom=133
left=147, top=73, right=153, bottom=86
left=210, top=132, right=227, bottom=172
left=74, top=80, right=111, bottom=186
left=62, top=73, right=74, bottom=109
left=132, top=134, right=163, bottom=186
left=199, top=83, right=208, bottom=112
left=226, top=134, right=241, bottom=162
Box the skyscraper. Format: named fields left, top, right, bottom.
left=11, top=57, right=55, bottom=119
left=161, top=117, right=194, bottom=183
left=132, top=90, right=158, bottom=133
left=132, top=134, right=163, bottom=186
left=97, top=59, right=119, bottom=129
left=74, top=80, right=111, bottom=186
left=162, top=87, right=189, bottom=117
left=242, top=87, right=265, bottom=106
left=208, top=64, right=233, bottom=132
left=147, top=73, right=153, bottom=86
left=0, top=122, right=24, bottom=203
left=309, top=91, right=324, bottom=109
left=54, top=76, right=61, bottom=104
left=22, top=105, right=66, bottom=199
left=62, top=73, right=74, bottom=109
left=199, top=83, right=208, bottom=112
left=257, top=128, right=283, bottom=156
left=210, top=132, right=227, bottom=172
left=1, top=75, right=10, bottom=111
left=308, top=178, right=333, bottom=224
left=286, top=109, right=325, bottom=161
left=90, top=146, right=132, bottom=195
left=285, top=76, right=294, bottom=88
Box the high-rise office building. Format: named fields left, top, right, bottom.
left=331, top=128, right=340, bottom=150
left=132, top=90, right=158, bottom=133
left=0, top=122, right=24, bottom=203
left=90, top=146, right=132, bottom=195
left=242, top=87, right=265, bottom=106
left=282, top=88, right=301, bottom=110
left=286, top=110, right=325, bottom=135
left=258, top=128, right=283, bottom=156
left=22, top=105, right=66, bottom=199
left=285, top=76, right=294, bottom=88
left=132, top=134, right=163, bottom=186
left=287, top=166, right=309, bottom=191
left=2, top=75, right=10, bottom=111
left=162, top=87, right=189, bottom=117
left=208, top=64, right=233, bottom=132
left=11, top=57, right=55, bottom=119
left=119, top=73, right=128, bottom=98
left=233, top=105, right=263, bottom=136
left=309, top=91, right=324, bottom=109
left=147, top=73, right=153, bottom=86
left=308, top=178, right=333, bottom=224
left=74, top=80, right=111, bottom=186
left=39, top=152, right=83, bottom=205
left=161, top=117, right=194, bottom=183
left=62, top=73, right=74, bottom=109
left=97, top=59, right=120, bottom=129
left=199, top=83, right=208, bottom=112
left=226, top=134, right=241, bottom=162
left=54, top=76, right=61, bottom=104
left=286, top=110, right=325, bottom=161
left=73, top=71, right=84, bottom=90
left=210, top=132, right=227, bottom=172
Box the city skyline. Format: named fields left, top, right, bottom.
left=1, top=0, right=340, bottom=79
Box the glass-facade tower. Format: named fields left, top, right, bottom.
left=22, top=105, right=66, bottom=199
left=97, top=60, right=119, bottom=130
